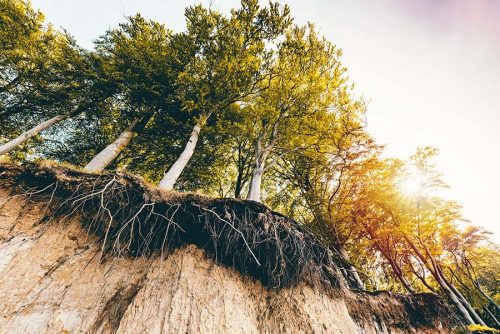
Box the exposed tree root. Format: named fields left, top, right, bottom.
left=0, top=162, right=343, bottom=289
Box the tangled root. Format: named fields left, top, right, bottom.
left=0, top=163, right=342, bottom=289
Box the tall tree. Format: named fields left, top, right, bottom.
left=157, top=0, right=292, bottom=190
left=270, top=81, right=369, bottom=288
left=0, top=0, right=101, bottom=158
left=83, top=15, right=176, bottom=172
left=350, top=148, right=489, bottom=325
left=244, top=24, right=345, bottom=202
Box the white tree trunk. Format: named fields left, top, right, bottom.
left=338, top=247, right=365, bottom=290
left=475, top=282, right=500, bottom=311
left=245, top=120, right=281, bottom=203
left=246, top=167, right=264, bottom=202
left=436, top=273, right=476, bottom=325
left=443, top=273, right=486, bottom=326
left=405, top=237, right=477, bottom=325
left=83, top=119, right=139, bottom=173
left=158, top=123, right=201, bottom=191
left=246, top=140, right=273, bottom=203
left=0, top=114, right=69, bottom=157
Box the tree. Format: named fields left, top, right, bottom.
left=266, top=80, right=369, bottom=288
left=442, top=226, right=500, bottom=327
left=0, top=0, right=102, bottom=158
left=157, top=0, right=292, bottom=190
left=351, top=148, right=489, bottom=325
left=243, top=24, right=346, bottom=202
left=82, top=14, right=176, bottom=172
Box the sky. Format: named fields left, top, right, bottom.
left=31, top=0, right=500, bottom=242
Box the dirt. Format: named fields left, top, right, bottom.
left=0, top=163, right=455, bottom=333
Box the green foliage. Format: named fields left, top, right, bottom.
left=0, top=0, right=95, bottom=116
left=0, top=0, right=102, bottom=163
left=179, top=0, right=291, bottom=119
left=1, top=2, right=498, bottom=328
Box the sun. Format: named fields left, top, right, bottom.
left=400, top=177, right=421, bottom=195
left=398, top=169, right=425, bottom=196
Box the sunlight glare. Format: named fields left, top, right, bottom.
left=400, top=178, right=421, bottom=195
left=399, top=169, right=424, bottom=196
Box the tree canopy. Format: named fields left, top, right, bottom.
left=0, top=0, right=497, bottom=330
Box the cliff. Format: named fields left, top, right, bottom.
left=0, top=163, right=455, bottom=333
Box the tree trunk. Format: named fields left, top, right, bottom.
left=390, top=260, right=415, bottom=293
left=374, top=242, right=414, bottom=293
left=483, top=305, right=500, bottom=328
left=345, top=264, right=365, bottom=290
left=335, top=256, right=360, bottom=291
left=246, top=166, right=264, bottom=202
left=460, top=257, right=500, bottom=312
left=246, top=132, right=273, bottom=203
left=234, top=171, right=244, bottom=199
left=0, top=113, right=70, bottom=157
left=404, top=236, right=477, bottom=325
left=474, top=281, right=500, bottom=312
left=417, top=275, right=436, bottom=293
left=83, top=118, right=140, bottom=173
left=421, top=243, right=486, bottom=326
left=158, top=123, right=202, bottom=191
left=409, top=261, right=436, bottom=293
left=435, top=271, right=476, bottom=325
left=234, top=142, right=252, bottom=199
left=333, top=245, right=364, bottom=290
left=437, top=266, right=486, bottom=326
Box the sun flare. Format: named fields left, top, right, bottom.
left=399, top=170, right=425, bottom=196
left=400, top=178, right=420, bottom=195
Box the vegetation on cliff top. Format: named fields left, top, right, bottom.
left=0, top=0, right=498, bottom=329
left=0, top=162, right=343, bottom=289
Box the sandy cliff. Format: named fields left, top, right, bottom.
left=0, top=163, right=454, bottom=333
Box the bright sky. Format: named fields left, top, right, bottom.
left=31, top=0, right=500, bottom=242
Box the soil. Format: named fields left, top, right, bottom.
left=0, top=163, right=455, bottom=333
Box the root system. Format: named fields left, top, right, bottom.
left=0, top=163, right=341, bottom=289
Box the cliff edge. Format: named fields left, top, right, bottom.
left=0, top=163, right=454, bottom=333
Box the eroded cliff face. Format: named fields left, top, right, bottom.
left=0, top=166, right=454, bottom=334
